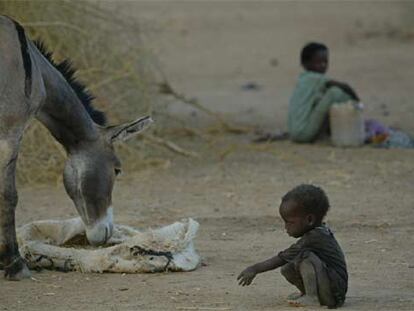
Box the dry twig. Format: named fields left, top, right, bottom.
left=176, top=308, right=231, bottom=311
left=158, top=81, right=254, bottom=135
left=144, top=135, right=199, bottom=158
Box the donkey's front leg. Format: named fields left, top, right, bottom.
left=0, top=139, right=31, bottom=280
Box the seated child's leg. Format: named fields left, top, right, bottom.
left=298, top=252, right=336, bottom=308
left=316, top=85, right=353, bottom=114
left=298, top=86, right=353, bottom=142
left=310, top=86, right=353, bottom=134
left=280, top=262, right=305, bottom=295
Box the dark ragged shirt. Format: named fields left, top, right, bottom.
left=277, top=225, right=348, bottom=298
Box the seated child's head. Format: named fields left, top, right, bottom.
left=301, top=42, right=328, bottom=74
left=279, top=184, right=330, bottom=238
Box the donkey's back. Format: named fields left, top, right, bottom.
left=0, top=16, right=45, bottom=135
left=0, top=16, right=28, bottom=124
left=0, top=16, right=22, bottom=73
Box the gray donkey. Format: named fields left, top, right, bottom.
left=0, top=16, right=153, bottom=280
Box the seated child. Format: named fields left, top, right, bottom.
left=237, top=184, right=348, bottom=308
left=288, top=42, right=359, bottom=143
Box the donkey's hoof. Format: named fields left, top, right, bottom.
left=4, top=258, right=31, bottom=281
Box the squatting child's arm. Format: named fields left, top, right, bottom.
left=237, top=255, right=286, bottom=286
left=326, top=80, right=360, bottom=101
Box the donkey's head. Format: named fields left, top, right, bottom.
left=63, top=116, right=152, bottom=245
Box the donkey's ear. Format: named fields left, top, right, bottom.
left=106, top=116, right=153, bottom=143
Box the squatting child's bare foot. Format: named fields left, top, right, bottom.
left=287, top=292, right=304, bottom=300
left=288, top=295, right=320, bottom=307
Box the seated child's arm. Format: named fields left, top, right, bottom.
left=326, top=79, right=360, bottom=101
left=237, top=255, right=286, bottom=286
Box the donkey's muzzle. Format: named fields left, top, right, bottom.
left=84, top=207, right=114, bottom=246
left=86, top=221, right=113, bottom=246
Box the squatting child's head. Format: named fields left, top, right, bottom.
left=279, top=184, right=330, bottom=238
left=301, top=42, right=329, bottom=74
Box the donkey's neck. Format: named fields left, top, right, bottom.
left=33, top=46, right=99, bottom=151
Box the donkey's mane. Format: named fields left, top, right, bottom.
left=34, top=40, right=107, bottom=126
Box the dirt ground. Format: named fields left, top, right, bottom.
left=1, top=1, right=414, bottom=310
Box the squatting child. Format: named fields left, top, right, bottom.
left=237, top=184, right=348, bottom=308
left=288, top=42, right=359, bottom=143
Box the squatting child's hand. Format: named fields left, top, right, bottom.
left=237, top=266, right=257, bottom=286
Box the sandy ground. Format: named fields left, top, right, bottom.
left=1, top=1, right=414, bottom=310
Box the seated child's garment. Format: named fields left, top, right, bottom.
left=277, top=224, right=348, bottom=307
left=288, top=71, right=353, bottom=142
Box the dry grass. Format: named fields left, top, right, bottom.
left=1, top=0, right=160, bottom=184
